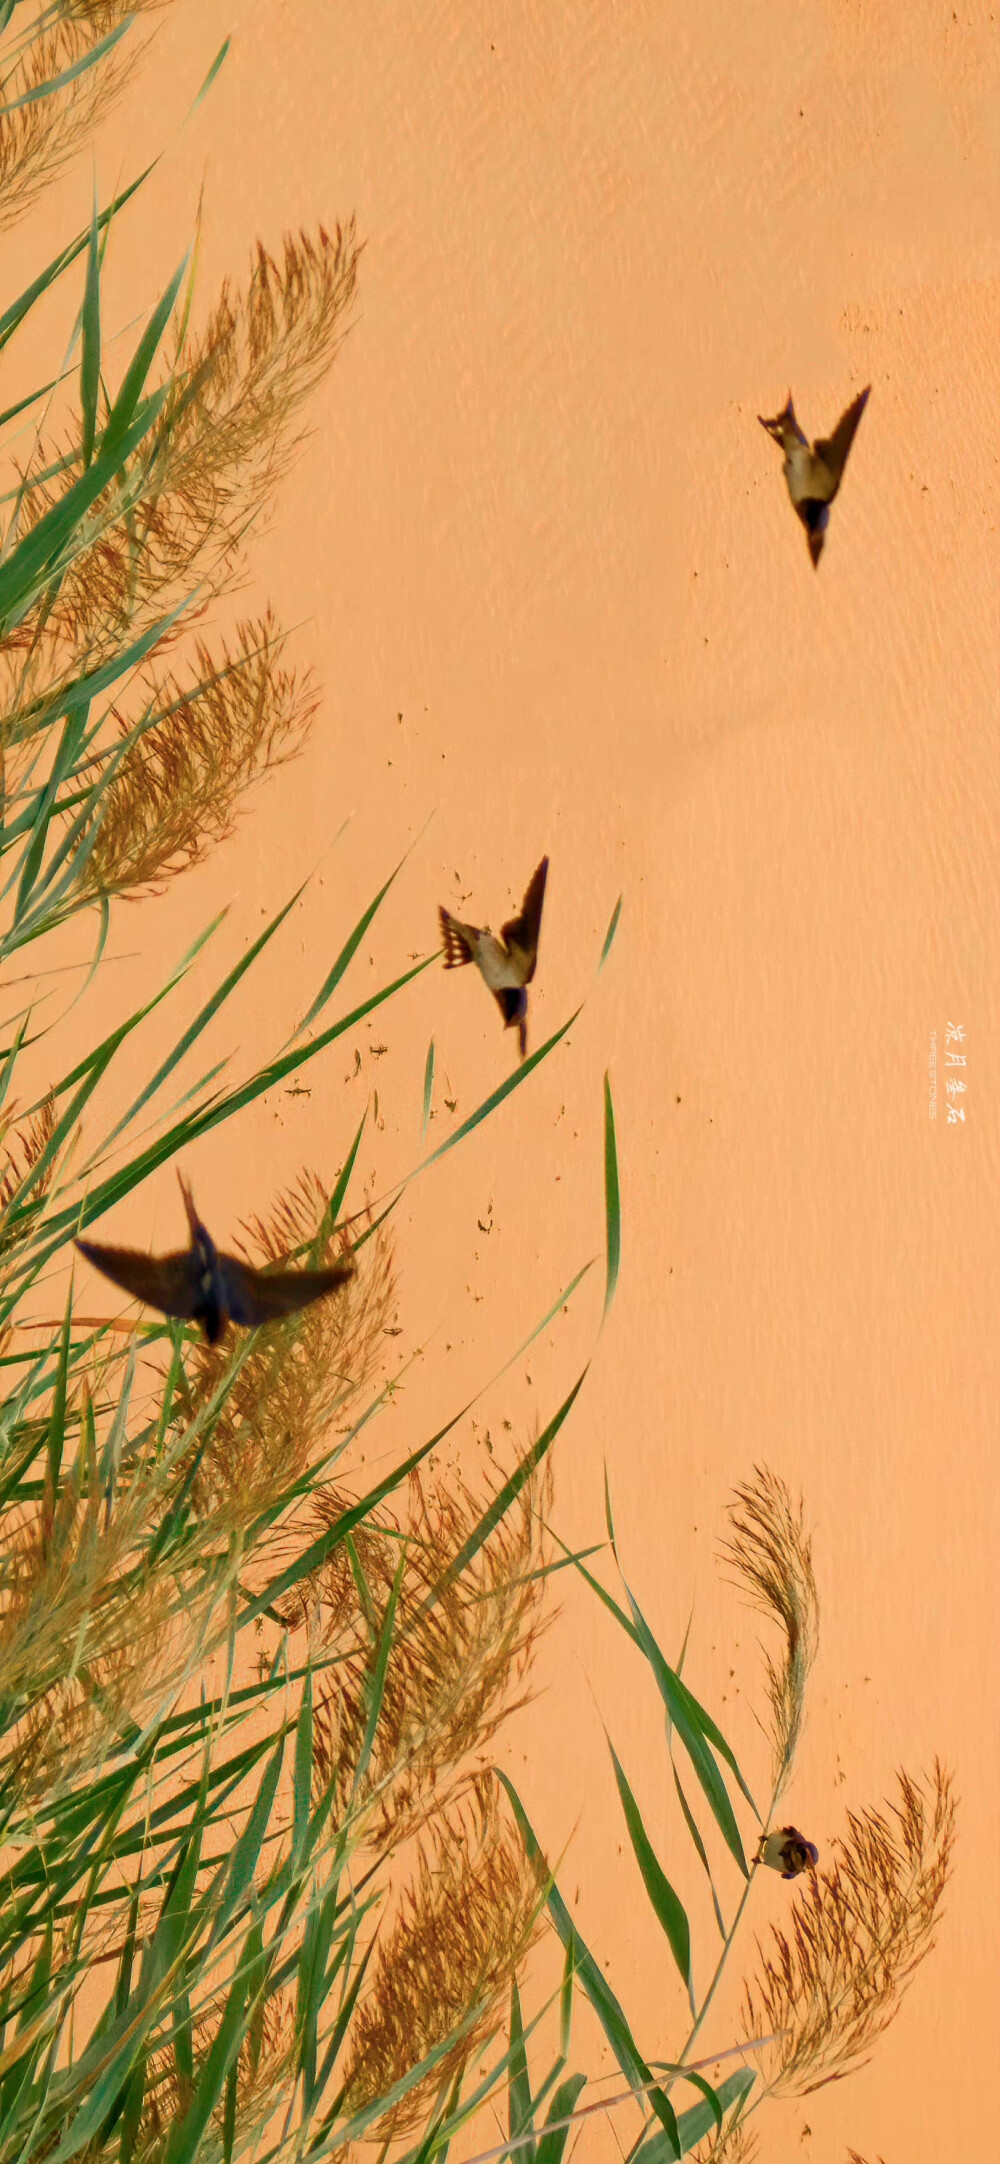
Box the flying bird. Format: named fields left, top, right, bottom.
left=756, top=1827, right=820, bottom=1880
left=439, top=856, right=548, bottom=1059
left=75, top=1173, right=354, bottom=1344
left=758, top=385, right=870, bottom=566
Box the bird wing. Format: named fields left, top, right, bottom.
left=812, top=386, right=870, bottom=498
left=439, top=906, right=480, bottom=968
left=219, top=1253, right=354, bottom=1327
left=500, top=856, right=549, bottom=983
left=75, top=1239, right=203, bottom=1321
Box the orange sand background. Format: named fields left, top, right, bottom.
left=6, top=2, right=999, bottom=2156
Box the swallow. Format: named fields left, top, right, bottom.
left=756, top=1827, right=820, bottom=1880
left=439, top=856, right=548, bottom=1059
left=758, top=386, right=870, bottom=566
left=75, top=1172, right=354, bottom=1345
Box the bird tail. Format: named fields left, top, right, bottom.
left=439, top=906, right=476, bottom=968
left=517, top=1017, right=528, bottom=1059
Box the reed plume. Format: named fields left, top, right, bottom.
left=721, top=1465, right=819, bottom=1801
left=741, top=1762, right=956, bottom=2096
left=2, top=225, right=360, bottom=746
left=83, top=612, right=317, bottom=895
left=338, top=1776, right=545, bottom=2138
left=186, top=1170, right=393, bottom=1528
left=0, top=2, right=167, bottom=232
left=0, top=1096, right=57, bottom=1275
left=301, top=1456, right=552, bottom=1841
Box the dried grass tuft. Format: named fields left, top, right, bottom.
left=84, top=611, right=317, bottom=894
left=720, top=1465, right=819, bottom=1799
left=741, top=1762, right=956, bottom=2096
left=339, top=1776, right=545, bottom=2138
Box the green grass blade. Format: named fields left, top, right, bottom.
left=418, top=1008, right=582, bottom=1177
left=536, top=2073, right=588, bottom=2164
left=508, top=1977, right=536, bottom=2164
left=95, top=884, right=306, bottom=1155
left=161, top=1918, right=261, bottom=2164
left=189, top=37, right=231, bottom=115
left=101, top=255, right=189, bottom=462
left=0, top=388, right=169, bottom=631
left=631, top=2070, right=755, bottom=2161
left=666, top=1670, right=760, bottom=1821
left=602, top=1071, right=620, bottom=1319
left=607, top=1741, right=692, bottom=2004
left=421, top=1036, right=435, bottom=1139
left=352, top=1550, right=405, bottom=1793
left=0, top=168, right=155, bottom=357
left=617, top=1581, right=750, bottom=1879
left=496, top=1775, right=680, bottom=2154
left=309, top=1110, right=366, bottom=1261
left=291, top=1670, right=313, bottom=1871
left=291, top=854, right=413, bottom=1040
left=207, top=1735, right=284, bottom=1955
left=80, top=186, right=101, bottom=470
left=599, top=894, right=622, bottom=969
left=421, top=1371, right=588, bottom=1612
left=669, top=1755, right=726, bottom=1941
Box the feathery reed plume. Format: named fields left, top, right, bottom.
left=741, top=1763, right=956, bottom=2096
left=339, top=1776, right=545, bottom=2137
left=694, top=2122, right=759, bottom=2164
left=304, top=1456, right=552, bottom=1839
left=2, top=226, right=360, bottom=738
left=720, top=1465, right=819, bottom=1799
left=0, top=1096, right=57, bottom=1277
left=84, top=612, right=317, bottom=895
left=0, top=3, right=165, bottom=232
left=186, top=1171, right=393, bottom=1526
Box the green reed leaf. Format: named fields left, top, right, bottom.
left=599, top=894, right=622, bottom=969
left=536, top=2071, right=587, bottom=2164
left=421, top=1036, right=435, bottom=1139
left=79, top=188, right=101, bottom=471
left=607, top=1742, right=692, bottom=2003
left=0, top=169, right=154, bottom=357
left=508, top=1977, right=536, bottom=2164
left=603, top=1071, right=620, bottom=1318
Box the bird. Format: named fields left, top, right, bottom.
left=756, top=1826, right=820, bottom=1880
left=758, top=385, right=870, bottom=566
left=75, top=1172, right=354, bottom=1345
left=439, top=856, right=549, bottom=1060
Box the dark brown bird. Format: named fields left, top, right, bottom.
left=758, top=386, right=870, bottom=566
left=439, top=857, right=548, bottom=1059
left=75, top=1173, right=353, bottom=1344
left=757, top=1826, right=820, bottom=1880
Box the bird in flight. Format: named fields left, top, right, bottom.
left=439, top=856, right=549, bottom=1059
left=75, top=1172, right=354, bottom=1344
left=756, top=1826, right=820, bottom=1880
left=758, top=385, right=870, bottom=566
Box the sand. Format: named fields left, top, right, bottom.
left=6, top=1, right=998, bottom=2154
